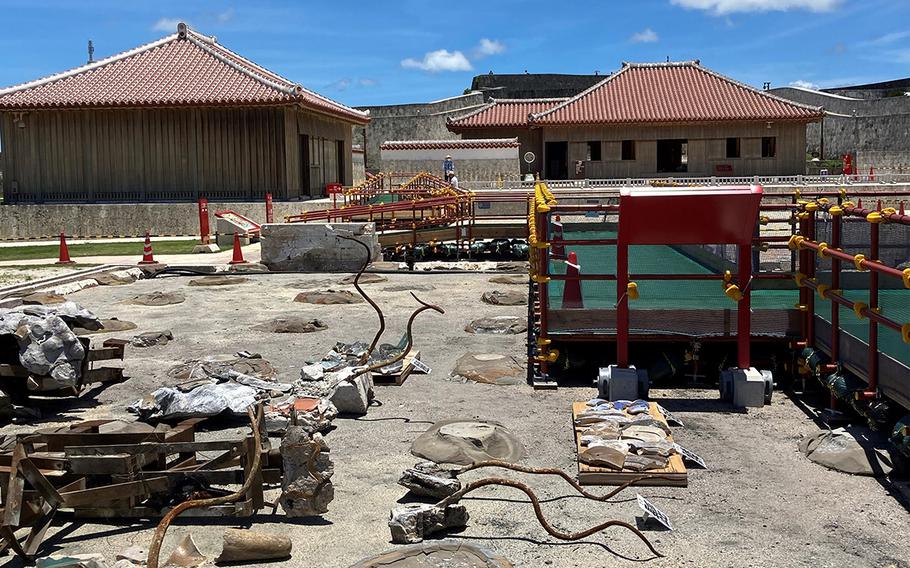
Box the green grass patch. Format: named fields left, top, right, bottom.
left=0, top=239, right=200, bottom=261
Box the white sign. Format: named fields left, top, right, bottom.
left=656, top=404, right=684, bottom=427
left=636, top=494, right=673, bottom=531
left=673, top=443, right=707, bottom=469
left=411, top=358, right=432, bottom=374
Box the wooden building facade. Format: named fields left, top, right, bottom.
left=0, top=23, right=368, bottom=203
left=449, top=61, right=823, bottom=180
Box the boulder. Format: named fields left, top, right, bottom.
left=20, top=292, right=67, bottom=305
left=252, top=316, right=328, bottom=333
left=294, top=290, right=364, bottom=305
left=481, top=290, right=527, bottom=306
left=411, top=419, right=526, bottom=465
left=464, top=316, right=527, bottom=335
left=94, top=268, right=144, bottom=286
left=130, top=330, right=173, bottom=347
left=330, top=372, right=373, bottom=415
left=398, top=462, right=462, bottom=499
left=187, top=276, right=250, bottom=286
left=451, top=353, right=525, bottom=385
left=388, top=503, right=469, bottom=544
left=349, top=542, right=514, bottom=568
left=339, top=273, right=388, bottom=284
left=799, top=427, right=894, bottom=476
left=260, top=222, right=380, bottom=272
left=488, top=275, right=527, bottom=285
left=126, top=291, right=185, bottom=306
left=74, top=318, right=138, bottom=336
left=495, top=262, right=528, bottom=273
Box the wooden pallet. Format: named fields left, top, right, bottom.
left=372, top=350, right=420, bottom=386
left=573, top=401, right=687, bottom=487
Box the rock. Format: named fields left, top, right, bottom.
left=192, top=243, right=221, bottom=254
left=495, top=262, right=528, bottom=273
left=464, top=316, right=527, bottom=335
left=216, top=529, right=292, bottom=563
left=160, top=534, right=206, bottom=568
left=13, top=301, right=102, bottom=330
left=382, top=284, right=436, bottom=292
left=579, top=446, right=626, bottom=470
left=488, top=275, right=527, bottom=285
left=388, top=503, right=469, bottom=544
left=2, top=310, right=86, bottom=389
left=167, top=355, right=278, bottom=382
left=299, top=363, right=325, bottom=382
left=349, top=541, right=514, bottom=568
left=481, top=290, right=527, bottom=306
left=74, top=318, right=138, bottom=336
left=330, top=372, right=372, bottom=415
left=252, top=316, right=328, bottom=333
left=187, top=276, right=250, bottom=286
left=130, top=330, right=173, bottom=347
left=280, top=427, right=334, bottom=517
left=115, top=545, right=148, bottom=566
left=126, top=291, right=185, bottom=306
left=294, top=289, right=364, bottom=304
left=94, top=268, right=144, bottom=286
left=265, top=397, right=337, bottom=435
left=451, top=353, right=525, bottom=385
left=398, top=462, right=462, bottom=499
left=339, top=273, right=388, bottom=284
left=411, top=419, right=526, bottom=465
left=20, top=292, right=67, bottom=305
left=799, top=427, right=894, bottom=476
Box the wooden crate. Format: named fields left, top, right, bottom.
left=573, top=402, right=687, bottom=487
left=372, top=350, right=420, bottom=386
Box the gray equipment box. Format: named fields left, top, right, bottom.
left=597, top=365, right=650, bottom=401
left=720, top=368, right=773, bottom=408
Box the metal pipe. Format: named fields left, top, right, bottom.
left=807, top=208, right=816, bottom=348
left=616, top=242, right=630, bottom=367
left=864, top=221, right=880, bottom=398
left=538, top=208, right=551, bottom=376
left=797, top=239, right=908, bottom=281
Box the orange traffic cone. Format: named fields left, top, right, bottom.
left=857, top=198, right=863, bottom=209
left=562, top=251, right=583, bottom=309
left=139, top=232, right=157, bottom=265
left=56, top=232, right=75, bottom=265
left=551, top=215, right=566, bottom=259
left=228, top=232, right=247, bottom=265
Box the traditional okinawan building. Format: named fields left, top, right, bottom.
left=448, top=61, right=824, bottom=180
left=0, top=23, right=369, bottom=203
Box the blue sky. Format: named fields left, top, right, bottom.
left=0, top=0, right=907, bottom=107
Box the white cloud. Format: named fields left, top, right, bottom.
left=475, top=38, right=505, bottom=57
left=215, top=8, right=234, bottom=24
left=857, top=30, right=910, bottom=47
left=327, top=78, right=378, bottom=91
left=152, top=17, right=185, bottom=32
left=630, top=28, right=659, bottom=43
left=401, top=50, right=473, bottom=72
left=789, top=80, right=820, bottom=90
left=670, top=0, right=842, bottom=15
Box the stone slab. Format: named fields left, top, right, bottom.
left=260, top=222, right=380, bottom=272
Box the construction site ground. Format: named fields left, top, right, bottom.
left=1, top=270, right=908, bottom=568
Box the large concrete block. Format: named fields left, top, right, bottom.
left=259, top=222, right=380, bottom=272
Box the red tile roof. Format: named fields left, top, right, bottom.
left=447, top=98, right=567, bottom=129
left=381, top=138, right=519, bottom=151
left=531, top=61, right=824, bottom=125
left=0, top=23, right=369, bottom=124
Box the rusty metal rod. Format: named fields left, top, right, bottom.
left=338, top=235, right=386, bottom=364
left=436, top=477, right=661, bottom=558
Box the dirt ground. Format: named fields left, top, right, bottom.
left=2, top=271, right=908, bottom=568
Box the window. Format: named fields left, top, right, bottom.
left=586, top=141, right=602, bottom=161
left=726, top=137, right=741, bottom=159
left=762, top=136, right=777, bottom=158
left=621, top=140, right=636, bottom=161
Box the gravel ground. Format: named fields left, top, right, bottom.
left=1, top=271, right=908, bottom=568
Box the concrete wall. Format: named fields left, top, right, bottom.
left=354, top=93, right=486, bottom=172
left=770, top=87, right=910, bottom=173
left=352, top=150, right=366, bottom=185
left=379, top=159, right=519, bottom=183
left=0, top=200, right=331, bottom=240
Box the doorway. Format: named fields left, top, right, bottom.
left=299, top=134, right=311, bottom=198
left=657, top=139, right=688, bottom=173
left=545, top=141, right=568, bottom=180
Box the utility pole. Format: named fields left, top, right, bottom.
left=87, top=40, right=94, bottom=64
